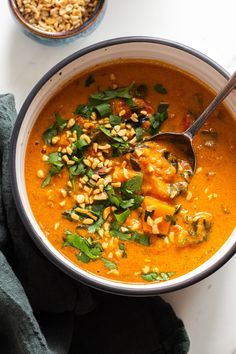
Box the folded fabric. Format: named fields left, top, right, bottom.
left=0, top=93, right=190, bottom=354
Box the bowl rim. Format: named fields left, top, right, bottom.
left=8, top=0, right=106, bottom=39
left=10, top=36, right=236, bottom=296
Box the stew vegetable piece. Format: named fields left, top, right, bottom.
left=25, top=61, right=236, bottom=283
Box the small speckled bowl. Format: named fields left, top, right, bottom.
left=8, top=0, right=107, bottom=45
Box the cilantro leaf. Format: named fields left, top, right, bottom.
left=114, top=209, right=130, bottom=224
left=101, top=258, right=118, bottom=270
left=109, top=115, right=121, bottom=126
left=42, top=124, right=58, bottom=145
left=41, top=152, right=64, bottom=188
left=121, top=174, right=143, bottom=197
left=75, top=104, right=94, bottom=118
left=90, top=83, right=133, bottom=102
left=150, top=103, right=169, bottom=135
left=55, top=113, right=67, bottom=132
left=141, top=271, right=174, bottom=282
left=95, top=103, right=112, bottom=117
left=64, top=231, right=103, bottom=261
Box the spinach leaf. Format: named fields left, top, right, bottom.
left=119, top=243, right=127, bottom=258
left=142, top=271, right=174, bottom=282
left=90, top=83, right=133, bottom=102
left=120, top=195, right=144, bottom=209
left=71, top=124, right=82, bottom=137
left=121, top=174, right=143, bottom=197
left=48, top=152, right=64, bottom=168
left=99, top=125, right=130, bottom=156
left=41, top=152, right=64, bottom=188
left=55, top=113, right=67, bottom=132
left=42, top=124, right=58, bottom=145
left=105, top=185, right=122, bottom=207
left=95, top=103, right=112, bottom=117
left=75, top=139, right=89, bottom=150
left=42, top=113, right=68, bottom=145
left=88, top=216, right=104, bottom=233
left=85, top=74, right=95, bottom=87
left=69, top=162, right=86, bottom=187
left=154, top=84, right=167, bottom=94
left=64, top=231, right=103, bottom=261
left=114, top=209, right=130, bottom=224
left=77, top=252, right=90, bottom=263
left=110, top=224, right=150, bottom=246
left=150, top=103, right=169, bottom=135
left=135, top=127, right=143, bottom=141
left=101, top=258, right=118, bottom=270
left=109, top=115, right=121, bottom=126
left=132, top=231, right=150, bottom=246
left=75, top=104, right=94, bottom=118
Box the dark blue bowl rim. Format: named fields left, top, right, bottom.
left=10, top=36, right=236, bottom=296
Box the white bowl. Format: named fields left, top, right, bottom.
left=10, top=37, right=236, bottom=295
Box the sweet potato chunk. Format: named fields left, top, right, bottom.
left=142, top=196, right=175, bottom=234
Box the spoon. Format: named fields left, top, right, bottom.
left=141, top=70, right=236, bottom=172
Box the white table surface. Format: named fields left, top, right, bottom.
left=1, top=1, right=235, bottom=353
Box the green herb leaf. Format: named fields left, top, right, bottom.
left=154, top=84, right=167, bottom=94
left=109, top=115, right=121, bottom=126
left=142, top=271, right=174, bottom=282
left=95, top=103, right=112, bottom=117
left=75, top=139, right=89, bottom=150
left=41, top=152, right=64, bottom=188
left=132, top=231, right=150, bottom=246
left=114, top=209, right=130, bottom=224
left=90, top=83, right=133, bottom=102
left=64, top=231, right=103, bottom=261
left=105, top=185, right=122, bottom=207
left=119, top=243, right=127, bottom=258
left=88, top=216, right=104, bottom=233
left=75, top=104, right=94, bottom=118
left=77, top=252, right=90, bottom=263
left=135, top=127, right=143, bottom=141
left=42, top=124, right=58, bottom=145
left=99, top=125, right=130, bottom=156
left=69, top=162, right=86, bottom=187
left=121, top=174, right=143, bottom=197
left=85, top=74, right=95, bottom=87
left=150, top=103, right=169, bottom=135
left=101, top=258, right=118, bottom=270
left=110, top=224, right=150, bottom=246
left=55, top=113, right=67, bottom=132
left=71, top=124, right=82, bottom=138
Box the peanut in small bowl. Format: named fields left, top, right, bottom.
left=8, top=0, right=107, bottom=45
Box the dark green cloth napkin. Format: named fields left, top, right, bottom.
left=0, top=93, right=190, bottom=354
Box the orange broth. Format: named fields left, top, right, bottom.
left=25, top=61, right=236, bottom=283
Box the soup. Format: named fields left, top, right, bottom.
left=25, top=61, right=236, bottom=283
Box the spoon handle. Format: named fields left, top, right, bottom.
left=185, top=70, right=236, bottom=138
